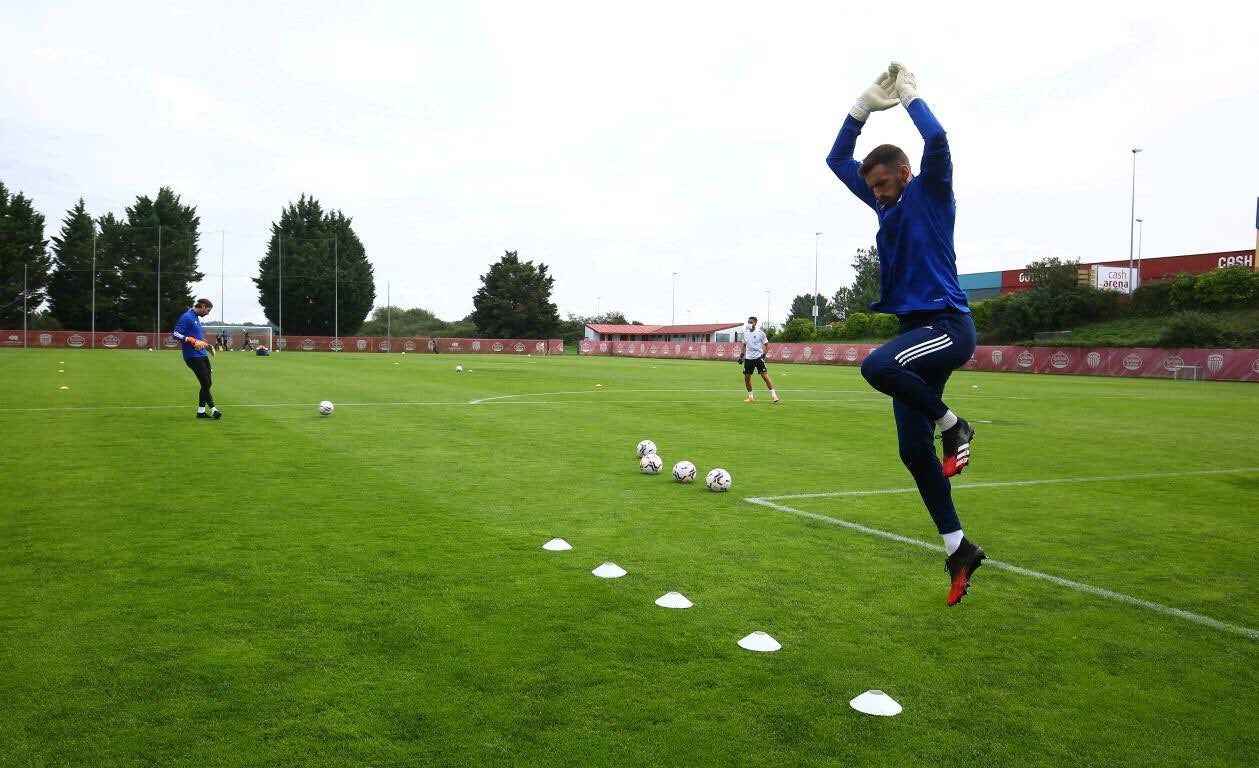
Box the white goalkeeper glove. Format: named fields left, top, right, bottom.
left=888, top=61, right=919, bottom=105
left=850, top=70, right=900, bottom=122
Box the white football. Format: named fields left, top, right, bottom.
left=636, top=439, right=657, bottom=457
left=640, top=454, right=664, bottom=474
left=705, top=468, right=732, bottom=492
left=318, top=400, right=334, bottom=416
left=672, top=460, right=697, bottom=484
left=455, top=365, right=463, bottom=372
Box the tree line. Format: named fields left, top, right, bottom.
left=0, top=179, right=574, bottom=339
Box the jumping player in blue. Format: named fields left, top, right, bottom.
left=172, top=298, right=222, bottom=420
left=827, top=62, right=985, bottom=606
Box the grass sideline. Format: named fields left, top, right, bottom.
left=1, top=348, right=1257, bottom=767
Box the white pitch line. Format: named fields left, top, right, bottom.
left=745, top=468, right=1259, bottom=640
left=758, top=467, right=1259, bottom=502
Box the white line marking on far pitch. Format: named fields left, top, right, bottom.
left=744, top=467, right=1259, bottom=640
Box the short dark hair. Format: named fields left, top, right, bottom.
left=195, top=298, right=213, bottom=308
left=747, top=316, right=757, bottom=323
left=859, top=144, right=911, bottom=178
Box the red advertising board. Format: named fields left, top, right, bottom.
left=0, top=331, right=563, bottom=356
left=997, top=250, right=1254, bottom=291
left=578, top=338, right=1259, bottom=382
left=1095, top=250, right=1255, bottom=281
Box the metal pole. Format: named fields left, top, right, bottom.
left=334, top=238, right=339, bottom=339
left=91, top=230, right=97, bottom=349
left=22, top=263, right=28, bottom=348
left=387, top=281, right=391, bottom=349
left=765, top=289, right=770, bottom=329
left=671, top=272, right=678, bottom=326
left=156, top=225, right=162, bottom=349
left=1127, top=149, right=1141, bottom=296
left=220, top=230, right=225, bottom=322
left=278, top=233, right=283, bottom=347
left=813, top=232, right=823, bottom=326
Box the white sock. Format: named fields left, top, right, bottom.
left=745, top=391, right=754, bottom=399
left=936, top=410, right=958, bottom=432
left=197, top=407, right=206, bottom=413
left=210, top=406, right=218, bottom=412
left=943, top=530, right=964, bottom=555
left=770, top=389, right=777, bottom=397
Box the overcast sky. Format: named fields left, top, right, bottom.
left=3, top=0, right=1257, bottom=327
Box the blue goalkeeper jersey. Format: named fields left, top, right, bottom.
left=826, top=99, right=970, bottom=316
left=172, top=308, right=208, bottom=360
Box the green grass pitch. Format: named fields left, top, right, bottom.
left=1, top=348, right=1256, bottom=767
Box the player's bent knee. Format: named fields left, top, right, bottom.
left=861, top=353, right=895, bottom=387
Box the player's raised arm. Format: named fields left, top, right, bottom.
left=890, top=61, right=951, bottom=187
left=826, top=69, right=899, bottom=211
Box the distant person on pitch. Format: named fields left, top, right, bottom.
left=826, top=61, right=982, bottom=605
left=172, top=298, right=221, bottom=420
left=739, top=316, right=778, bottom=403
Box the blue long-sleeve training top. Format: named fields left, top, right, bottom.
left=826, top=99, right=970, bottom=316
left=172, top=308, right=208, bottom=360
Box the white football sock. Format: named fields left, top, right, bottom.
left=197, top=407, right=206, bottom=413
left=770, top=389, right=777, bottom=397
left=943, top=530, right=964, bottom=556
left=936, top=410, right=958, bottom=432
left=745, top=392, right=754, bottom=399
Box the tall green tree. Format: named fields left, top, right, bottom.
left=830, top=246, right=880, bottom=320
left=786, top=293, right=835, bottom=324
left=254, top=195, right=376, bottom=335
left=471, top=251, right=560, bottom=338
left=91, top=213, right=129, bottom=331
left=107, top=187, right=203, bottom=333
left=47, top=199, right=97, bottom=329
left=0, top=181, right=51, bottom=327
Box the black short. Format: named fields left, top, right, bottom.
left=743, top=356, right=767, bottom=375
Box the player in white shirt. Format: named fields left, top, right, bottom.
left=739, top=316, right=779, bottom=403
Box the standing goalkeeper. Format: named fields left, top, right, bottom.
left=826, top=62, right=984, bottom=606
left=172, top=298, right=222, bottom=420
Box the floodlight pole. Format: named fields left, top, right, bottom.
left=22, top=263, right=28, bottom=348
left=220, top=230, right=225, bottom=322
left=1127, top=148, right=1142, bottom=296
left=91, top=229, right=97, bottom=349
left=334, top=238, right=339, bottom=340
left=764, top=289, right=770, bottom=329
left=156, top=225, right=162, bottom=349
left=813, top=232, right=823, bottom=326
left=278, top=233, right=283, bottom=348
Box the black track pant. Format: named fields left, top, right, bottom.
left=185, top=356, right=215, bottom=407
